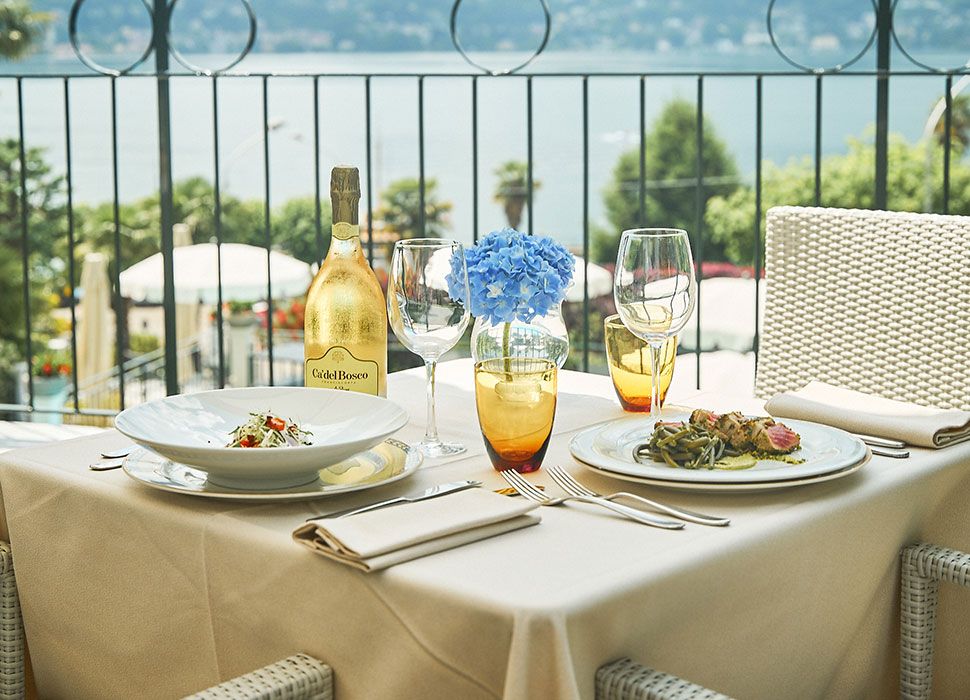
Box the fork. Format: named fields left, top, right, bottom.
left=500, top=469, right=684, bottom=530
left=547, top=465, right=730, bottom=527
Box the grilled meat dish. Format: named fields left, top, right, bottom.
left=689, top=409, right=719, bottom=430
left=688, top=409, right=801, bottom=455
left=749, top=420, right=801, bottom=453
left=714, top=411, right=753, bottom=451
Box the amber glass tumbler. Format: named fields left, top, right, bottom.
left=474, top=358, right=557, bottom=473
left=604, top=314, right=677, bottom=412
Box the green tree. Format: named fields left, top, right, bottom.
left=77, top=178, right=334, bottom=271
left=494, top=160, right=540, bottom=230
left=0, top=1, right=51, bottom=60
left=0, top=138, right=65, bottom=402
left=592, top=99, right=740, bottom=264
left=934, top=94, right=970, bottom=155
left=271, top=196, right=332, bottom=264
left=76, top=177, right=273, bottom=267
left=705, top=134, right=970, bottom=265
left=376, top=177, right=452, bottom=239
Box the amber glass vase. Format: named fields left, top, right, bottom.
left=474, top=358, right=557, bottom=473
left=604, top=314, right=677, bottom=412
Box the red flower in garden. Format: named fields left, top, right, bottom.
left=34, top=354, right=72, bottom=378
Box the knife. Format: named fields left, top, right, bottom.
left=307, top=480, right=483, bottom=521
left=851, top=432, right=907, bottom=449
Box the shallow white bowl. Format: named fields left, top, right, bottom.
left=114, top=387, right=409, bottom=489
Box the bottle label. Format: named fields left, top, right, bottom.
left=332, top=222, right=359, bottom=241
left=305, top=345, right=379, bottom=395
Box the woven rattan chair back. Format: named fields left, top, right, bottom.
left=756, top=206, right=970, bottom=410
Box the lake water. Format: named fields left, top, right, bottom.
left=1, top=48, right=965, bottom=250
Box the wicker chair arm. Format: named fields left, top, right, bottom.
left=0, top=541, right=25, bottom=700
left=596, top=657, right=734, bottom=700
left=903, top=543, right=970, bottom=587
left=182, top=653, right=332, bottom=700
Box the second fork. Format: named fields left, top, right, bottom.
left=547, top=465, right=730, bottom=527
left=500, top=469, right=684, bottom=530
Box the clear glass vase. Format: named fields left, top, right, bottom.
left=470, top=303, right=569, bottom=369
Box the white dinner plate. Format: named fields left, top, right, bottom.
left=578, top=449, right=870, bottom=492
left=115, top=387, right=409, bottom=489
left=122, top=439, right=421, bottom=501
left=569, top=412, right=867, bottom=484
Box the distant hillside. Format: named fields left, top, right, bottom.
left=31, top=0, right=968, bottom=56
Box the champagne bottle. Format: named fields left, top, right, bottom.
left=304, top=166, right=388, bottom=396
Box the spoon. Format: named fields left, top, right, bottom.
left=89, top=458, right=125, bottom=471
left=101, top=448, right=132, bottom=459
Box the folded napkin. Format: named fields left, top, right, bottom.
left=293, top=488, right=540, bottom=572
left=766, top=381, right=970, bottom=449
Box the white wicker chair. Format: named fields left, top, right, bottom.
left=757, top=206, right=970, bottom=410
left=596, top=658, right=733, bottom=700
left=899, top=544, right=970, bottom=700
left=0, top=542, right=24, bottom=700
left=182, top=654, right=332, bottom=700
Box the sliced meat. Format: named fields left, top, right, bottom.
left=689, top=409, right=720, bottom=430
left=715, top=411, right=753, bottom=451
left=750, top=421, right=801, bottom=454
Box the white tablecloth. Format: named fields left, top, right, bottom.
left=2, top=360, right=970, bottom=699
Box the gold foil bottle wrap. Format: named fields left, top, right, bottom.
left=330, top=166, right=360, bottom=225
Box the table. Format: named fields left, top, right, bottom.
left=2, top=360, right=969, bottom=699
left=0, top=422, right=103, bottom=453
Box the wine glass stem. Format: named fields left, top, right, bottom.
left=424, top=359, right=439, bottom=444
left=648, top=340, right=663, bottom=419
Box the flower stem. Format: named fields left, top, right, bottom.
left=502, top=321, right=511, bottom=376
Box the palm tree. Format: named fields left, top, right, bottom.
left=377, top=177, right=452, bottom=240
left=0, top=1, right=51, bottom=60
left=933, top=94, right=970, bottom=155
left=493, top=160, right=541, bottom=231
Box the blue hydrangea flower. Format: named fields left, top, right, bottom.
left=447, top=228, right=575, bottom=325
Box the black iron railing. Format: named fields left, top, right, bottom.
left=0, top=0, right=967, bottom=418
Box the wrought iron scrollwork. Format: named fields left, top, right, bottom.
left=66, top=0, right=970, bottom=79
left=69, top=0, right=155, bottom=76
left=166, top=0, right=257, bottom=75
left=68, top=0, right=257, bottom=76
left=766, top=0, right=879, bottom=74
left=449, top=0, right=551, bottom=75
left=890, top=0, right=969, bottom=73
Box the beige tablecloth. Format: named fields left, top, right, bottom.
left=2, top=360, right=970, bottom=699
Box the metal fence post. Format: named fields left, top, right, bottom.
left=874, top=0, right=892, bottom=210
left=153, top=0, right=180, bottom=395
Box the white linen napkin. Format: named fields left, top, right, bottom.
left=293, top=488, right=540, bottom=572
left=765, top=381, right=970, bottom=449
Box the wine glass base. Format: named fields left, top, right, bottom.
left=417, top=440, right=466, bottom=459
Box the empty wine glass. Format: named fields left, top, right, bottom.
left=613, top=228, right=697, bottom=419
left=388, top=239, right=471, bottom=458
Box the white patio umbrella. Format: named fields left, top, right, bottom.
left=76, top=252, right=114, bottom=384
left=120, top=243, right=312, bottom=304
left=173, top=224, right=200, bottom=349
left=566, top=257, right=613, bottom=302
left=171, top=225, right=201, bottom=384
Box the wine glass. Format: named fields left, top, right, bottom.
left=613, top=228, right=697, bottom=419
left=388, top=239, right=471, bottom=458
